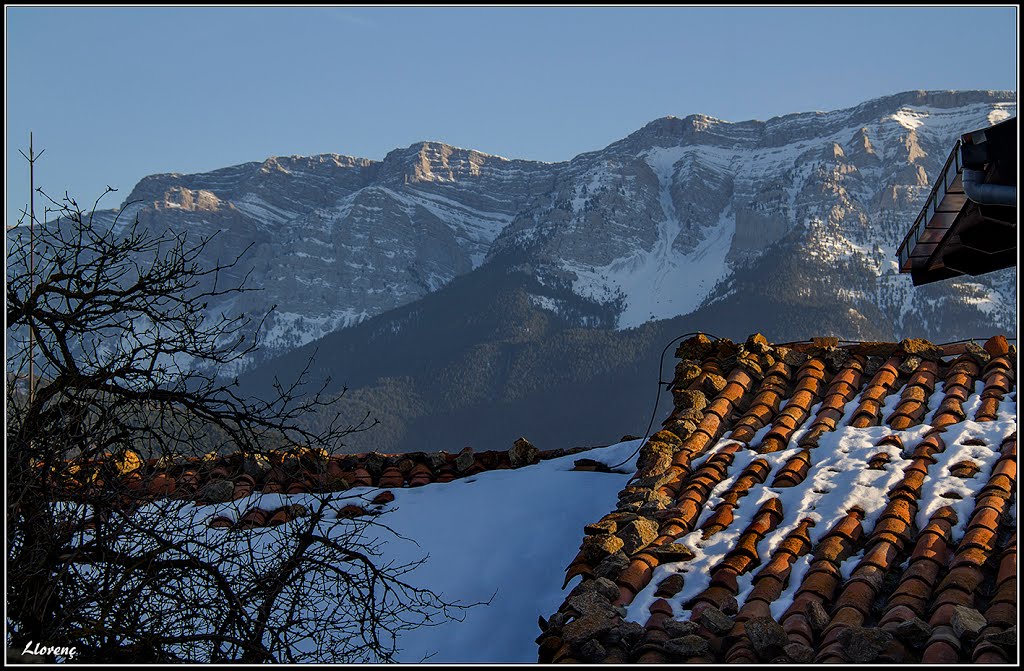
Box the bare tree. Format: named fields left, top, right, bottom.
left=6, top=176, right=472, bottom=662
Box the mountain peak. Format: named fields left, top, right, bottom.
left=378, top=140, right=520, bottom=185
left=612, top=112, right=748, bottom=152
left=638, top=112, right=729, bottom=132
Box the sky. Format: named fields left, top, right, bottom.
left=5, top=5, right=1018, bottom=224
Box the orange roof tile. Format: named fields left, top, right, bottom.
left=543, top=333, right=1017, bottom=664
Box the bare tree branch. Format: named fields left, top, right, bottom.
left=7, top=183, right=469, bottom=663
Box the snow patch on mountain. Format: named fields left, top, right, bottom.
left=385, top=187, right=514, bottom=268
left=563, top=147, right=736, bottom=329
left=233, top=194, right=298, bottom=226
left=261, top=308, right=371, bottom=353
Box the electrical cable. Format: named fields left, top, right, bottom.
left=776, top=336, right=1016, bottom=348
left=935, top=336, right=1016, bottom=346
left=608, top=331, right=723, bottom=471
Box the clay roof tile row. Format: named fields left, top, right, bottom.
left=540, top=334, right=1017, bottom=664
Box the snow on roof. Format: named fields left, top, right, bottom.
left=52, top=334, right=1016, bottom=663
left=539, top=333, right=1017, bottom=664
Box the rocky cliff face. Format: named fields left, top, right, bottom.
left=90, top=146, right=559, bottom=371
left=492, top=90, right=1017, bottom=333
left=66, top=90, right=1017, bottom=373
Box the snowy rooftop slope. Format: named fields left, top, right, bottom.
left=54, top=438, right=641, bottom=663
left=46, top=334, right=1016, bottom=663
left=190, top=441, right=644, bottom=663
left=540, top=333, right=1017, bottom=664
left=368, top=440, right=642, bottom=662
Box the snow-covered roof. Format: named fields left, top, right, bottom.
left=51, top=333, right=1016, bottom=663
left=540, top=333, right=1017, bottom=664
left=58, top=440, right=594, bottom=529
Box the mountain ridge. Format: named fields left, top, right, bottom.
left=13, top=88, right=1015, bottom=454
left=19, top=89, right=1015, bottom=387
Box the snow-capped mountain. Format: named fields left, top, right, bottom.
left=492, top=90, right=1016, bottom=332
left=63, top=90, right=1016, bottom=371
left=94, top=146, right=558, bottom=369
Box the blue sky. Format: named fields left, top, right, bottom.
left=5, top=6, right=1018, bottom=223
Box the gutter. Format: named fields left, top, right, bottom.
left=961, top=167, right=1017, bottom=207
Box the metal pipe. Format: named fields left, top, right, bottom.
left=962, top=167, right=1017, bottom=207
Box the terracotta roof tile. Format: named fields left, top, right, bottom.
left=871, top=518, right=914, bottom=549
left=266, top=507, right=293, bottom=527
left=695, top=411, right=725, bottom=438
left=745, top=508, right=781, bottom=538
left=878, top=604, right=919, bottom=629
left=208, top=515, right=233, bottom=529
left=866, top=451, right=893, bottom=470
left=653, top=574, right=685, bottom=599
left=877, top=496, right=914, bottom=525
left=972, top=641, right=1009, bottom=664
left=982, top=602, right=1017, bottom=632
left=783, top=613, right=815, bottom=647
left=936, top=566, right=985, bottom=595
left=372, top=490, right=395, bottom=505
left=687, top=472, right=721, bottom=496
left=908, top=531, right=950, bottom=566
left=616, top=559, right=653, bottom=596
left=949, top=459, right=983, bottom=478
left=696, top=504, right=736, bottom=538
left=674, top=485, right=706, bottom=508
left=990, top=455, right=1017, bottom=481
left=634, top=649, right=667, bottom=664
left=747, top=576, right=786, bottom=604
left=538, top=334, right=1017, bottom=664
left=690, top=586, right=740, bottom=615
left=715, top=381, right=747, bottom=408
left=887, top=470, right=926, bottom=501
left=735, top=599, right=773, bottom=625
left=648, top=597, right=674, bottom=617
left=776, top=524, right=815, bottom=558
left=236, top=508, right=268, bottom=529
left=989, top=578, right=1016, bottom=606
left=823, top=605, right=864, bottom=633
left=951, top=546, right=993, bottom=570
left=828, top=510, right=866, bottom=543
left=743, top=458, right=773, bottom=483
left=974, top=396, right=1001, bottom=422
left=982, top=335, right=1010, bottom=356
left=754, top=555, right=794, bottom=584
left=982, top=369, right=1014, bottom=396
left=799, top=570, right=842, bottom=601
left=982, top=354, right=1013, bottom=375
left=921, top=640, right=960, bottom=664
left=681, top=429, right=716, bottom=455
left=959, top=526, right=997, bottom=552
left=148, top=473, right=177, bottom=497
left=996, top=550, right=1017, bottom=586
left=285, top=480, right=309, bottom=495
left=730, top=534, right=763, bottom=562
left=659, top=506, right=700, bottom=539
left=932, top=587, right=975, bottom=609
left=349, top=467, right=373, bottom=487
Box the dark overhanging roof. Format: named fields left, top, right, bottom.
left=897, top=116, right=1017, bottom=286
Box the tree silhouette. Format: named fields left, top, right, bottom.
left=6, top=164, right=472, bottom=662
